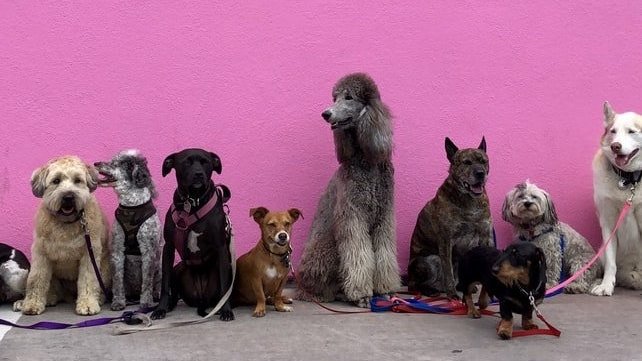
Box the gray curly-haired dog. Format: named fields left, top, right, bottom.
left=502, top=181, right=602, bottom=293
left=95, top=150, right=162, bottom=310
left=296, top=73, right=400, bottom=308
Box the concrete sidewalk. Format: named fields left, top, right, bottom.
left=0, top=289, right=640, bottom=361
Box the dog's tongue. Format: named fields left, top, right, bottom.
left=471, top=184, right=484, bottom=194
left=615, top=154, right=629, bottom=167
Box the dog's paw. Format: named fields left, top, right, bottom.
left=111, top=299, right=126, bottom=311
left=252, top=307, right=266, bottom=318
left=76, top=298, right=101, bottom=315
left=468, top=308, right=481, bottom=319
left=282, top=297, right=293, bottom=305
left=521, top=318, right=539, bottom=330
left=275, top=305, right=293, bottom=312
left=21, top=299, right=45, bottom=315
left=150, top=309, right=166, bottom=320
left=354, top=297, right=371, bottom=309
left=12, top=299, right=24, bottom=312
left=590, top=282, right=614, bottom=296
left=220, top=310, right=235, bottom=321
left=497, top=319, right=513, bottom=340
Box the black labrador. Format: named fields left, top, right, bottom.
left=151, top=148, right=234, bottom=321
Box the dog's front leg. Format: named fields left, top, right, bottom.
left=274, top=277, right=292, bottom=312
left=151, top=240, right=175, bottom=319
left=251, top=279, right=267, bottom=317
left=76, top=252, right=102, bottom=315
left=439, top=243, right=459, bottom=299
left=371, top=208, right=401, bottom=295
left=521, top=308, right=538, bottom=330
left=591, top=203, right=621, bottom=296
left=335, top=212, right=374, bottom=307
left=497, top=301, right=514, bottom=340
left=110, top=226, right=126, bottom=310
left=216, top=242, right=235, bottom=321
left=19, top=249, right=52, bottom=315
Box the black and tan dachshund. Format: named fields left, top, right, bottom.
left=457, top=242, right=547, bottom=340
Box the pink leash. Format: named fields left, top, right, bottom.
left=545, top=194, right=634, bottom=295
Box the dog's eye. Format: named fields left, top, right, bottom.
left=345, top=95, right=353, bottom=100
left=629, top=129, right=637, bottom=134
left=52, top=178, right=60, bottom=185
left=463, top=160, right=472, bottom=165
left=610, top=129, right=616, bottom=134
left=74, top=178, right=82, bottom=184
left=283, top=222, right=291, bottom=227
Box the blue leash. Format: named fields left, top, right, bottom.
left=0, top=306, right=153, bottom=330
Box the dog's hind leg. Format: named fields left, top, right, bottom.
left=408, top=255, right=443, bottom=296
left=616, top=268, right=642, bottom=290
left=296, top=193, right=340, bottom=303
left=137, top=220, right=161, bottom=308
left=372, top=208, right=401, bottom=295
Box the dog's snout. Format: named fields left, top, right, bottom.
left=93, top=161, right=103, bottom=168
left=278, top=233, right=288, bottom=241
left=474, top=170, right=486, bottom=179
left=62, top=193, right=75, bottom=202
left=322, top=110, right=332, bottom=121
left=524, top=201, right=534, bottom=208
left=611, top=142, right=622, bottom=153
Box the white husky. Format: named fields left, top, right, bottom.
left=591, top=102, right=642, bottom=296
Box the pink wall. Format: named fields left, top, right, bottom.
left=1, top=2, right=641, bottom=273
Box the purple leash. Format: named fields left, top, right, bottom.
left=0, top=308, right=153, bottom=330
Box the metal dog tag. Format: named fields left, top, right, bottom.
left=183, top=200, right=192, bottom=213
left=618, top=178, right=628, bottom=190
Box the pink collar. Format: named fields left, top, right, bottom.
left=170, top=192, right=219, bottom=231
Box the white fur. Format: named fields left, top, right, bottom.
left=265, top=266, right=277, bottom=279
left=0, top=260, right=28, bottom=293
left=274, top=231, right=289, bottom=243
left=591, top=104, right=642, bottom=296
left=187, top=231, right=202, bottom=253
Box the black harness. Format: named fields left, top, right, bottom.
left=115, top=200, right=157, bottom=256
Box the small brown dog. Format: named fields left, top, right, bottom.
left=233, top=207, right=302, bottom=317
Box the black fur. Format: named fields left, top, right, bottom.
left=457, top=243, right=547, bottom=338
left=151, top=149, right=234, bottom=321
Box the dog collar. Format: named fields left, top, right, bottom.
left=518, top=226, right=555, bottom=240
left=262, top=241, right=292, bottom=268
left=611, top=165, right=642, bottom=189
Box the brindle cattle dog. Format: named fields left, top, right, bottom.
left=408, top=137, right=492, bottom=299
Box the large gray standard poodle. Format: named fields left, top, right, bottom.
left=296, top=73, right=400, bottom=308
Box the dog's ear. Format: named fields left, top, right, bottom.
left=85, top=163, right=99, bottom=193
left=501, top=188, right=516, bottom=224
left=250, top=207, right=269, bottom=224
left=162, top=153, right=175, bottom=177
left=445, top=137, right=458, bottom=164
left=542, top=191, right=559, bottom=224
left=603, top=101, right=616, bottom=125
left=288, top=208, right=304, bottom=222
left=478, top=136, right=487, bottom=153
left=208, top=152, right=222, bottom=174
left=30, top=165, right=48, bottom=198
left=356, top=98, right=393, bottom=164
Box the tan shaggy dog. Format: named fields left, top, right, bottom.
left=14, top=156, right=110, bottom=315
left=233, top=207, right=302, bottom=317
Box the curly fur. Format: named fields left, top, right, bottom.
left=95, top=149, right=163, bottom=310
left=502, top=181, right=602, bottom=293
left=15, top=156, right=110, bottom=316
left=296, top=73, right=400, bottom=307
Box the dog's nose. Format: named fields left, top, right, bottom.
left=524, top=201, right=534, bottom=208
left=278, top=233, right=288, bottom=242
left=322, top=110, right=332, bottom=121
left=474, top=170, right=486, bottom=180
left=62, top=194, right=75, bottom=202
left=611, top=142, right=622, bottom=153
left=93, top=162, right=102, bottom=167
left=194, top=171, right=204, bottom=178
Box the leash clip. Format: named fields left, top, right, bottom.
left=528, top=292, right=542, bottom=317
left=79, top=211, right=89, bottom=235
left=627, top=183, right=637, bottom=204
